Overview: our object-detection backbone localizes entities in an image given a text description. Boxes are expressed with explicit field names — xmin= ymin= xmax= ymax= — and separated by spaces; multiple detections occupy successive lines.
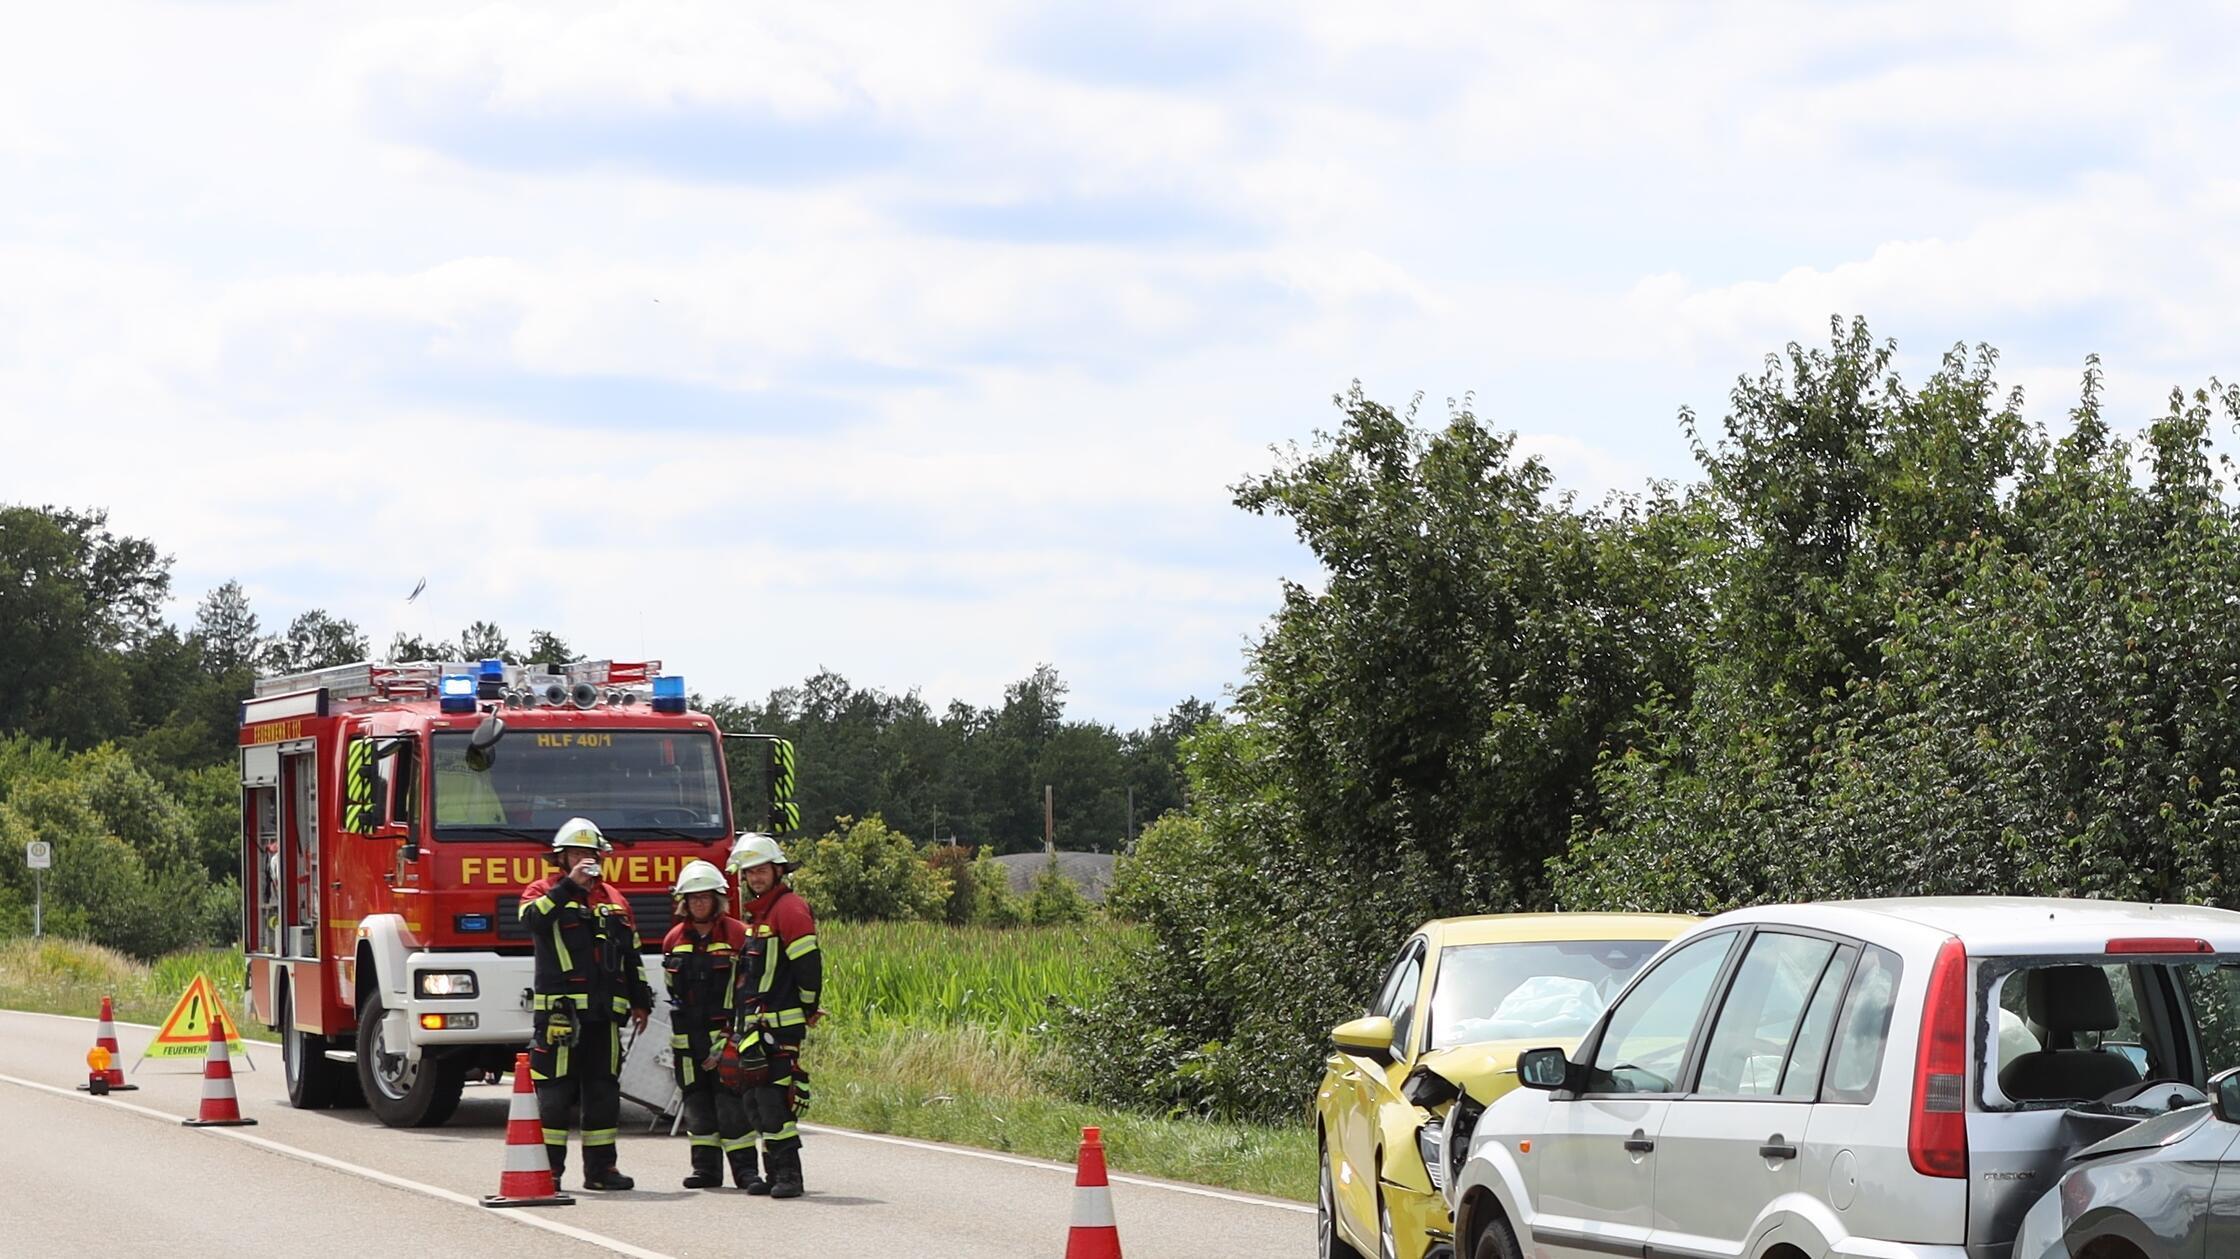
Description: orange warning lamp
xmin=85 ymin=1045 xmax=113 ymax=1096
xmin=87 ymin=1045 xmax=111 ymax=1072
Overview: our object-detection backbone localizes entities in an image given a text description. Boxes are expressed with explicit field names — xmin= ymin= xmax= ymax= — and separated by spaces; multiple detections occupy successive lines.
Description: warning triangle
xmin=145 ymin=973 xmax=248 ymax=1060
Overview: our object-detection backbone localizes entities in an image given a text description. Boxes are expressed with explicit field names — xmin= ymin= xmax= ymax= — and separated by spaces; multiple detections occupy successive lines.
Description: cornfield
xmin=820 ymin=920 xmax=1135 ymax=1037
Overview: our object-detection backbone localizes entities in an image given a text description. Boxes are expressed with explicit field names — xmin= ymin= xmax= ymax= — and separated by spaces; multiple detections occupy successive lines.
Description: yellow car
xmin=1314 ymin=912 xmax=1696 ymax=1259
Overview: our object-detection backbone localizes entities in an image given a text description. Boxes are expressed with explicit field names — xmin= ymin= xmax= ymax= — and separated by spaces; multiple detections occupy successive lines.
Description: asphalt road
xmin=0 ymin=1009 xmax=1312 ymax=1258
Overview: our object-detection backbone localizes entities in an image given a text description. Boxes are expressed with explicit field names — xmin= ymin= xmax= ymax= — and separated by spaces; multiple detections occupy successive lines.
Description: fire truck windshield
xmin=430 ymin=730 xmax=728 ymax=840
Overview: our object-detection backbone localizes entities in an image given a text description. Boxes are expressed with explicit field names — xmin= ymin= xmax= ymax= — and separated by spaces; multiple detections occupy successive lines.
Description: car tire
xmin=355 ymin=989 xmax=464 ymax=1127
xmin=1319 ymin=1138 xmax=1369 ymax=1259
xmin=1470 ymin=1214 xmax=1522 ymax=1259
xmin=279 ymin=983 xmax=362 ymax=1110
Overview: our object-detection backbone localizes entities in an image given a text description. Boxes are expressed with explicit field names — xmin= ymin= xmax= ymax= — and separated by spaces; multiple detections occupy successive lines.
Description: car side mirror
xmin=1517 ymin=1047 xmax=1575 ymax=1092
xmin=2214 ymin=1068 xmax=2240 ymax=1125
xmin=465 ymin=713 xmax=506 ymax=772
xmin=1332 ymin=1015 xmax=1398 ymax=1064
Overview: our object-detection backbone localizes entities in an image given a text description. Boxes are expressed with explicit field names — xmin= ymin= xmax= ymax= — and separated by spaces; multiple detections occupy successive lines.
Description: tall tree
xmin=190 ymin=580 xmax=261 ymax=675
xmin=0 ymin=505 xmax=171 ymax=746
xmin=457 ymin=621 xmax=511 ymax=662
xmin=262 ymin=610 xmax=369 ymax=675
xmin=524 ymin=629 xmax=579 ymax=665
xmin=385 ymin=631 xmax=447 ymax=662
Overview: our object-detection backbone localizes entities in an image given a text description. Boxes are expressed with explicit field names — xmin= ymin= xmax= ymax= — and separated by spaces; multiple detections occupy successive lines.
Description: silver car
xmin=1443 ymin=897 xmax=2240 ymax=1259
xmin=2013 ymin=1068 xmax=2240 ymax=1259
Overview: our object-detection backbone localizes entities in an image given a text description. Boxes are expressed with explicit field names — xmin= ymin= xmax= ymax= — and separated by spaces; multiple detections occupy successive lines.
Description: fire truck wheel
xmin=278 ymin=985 xmax=360 ymax=1110
xmin=355 ymin=990 xmax=465 ymax=1128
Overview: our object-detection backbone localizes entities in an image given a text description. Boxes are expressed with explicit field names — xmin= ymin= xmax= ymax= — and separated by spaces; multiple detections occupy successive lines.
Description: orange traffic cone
xmin=182 ymin=1017 xmax=254 ymax=1127
xmin=482 ymin=1053 xmax=575 ymax=1209
xmin=1064 ymin=1126 xmax=1123 ymax=1259
xmin=77 ymin=996 xmax=137 ymax=1092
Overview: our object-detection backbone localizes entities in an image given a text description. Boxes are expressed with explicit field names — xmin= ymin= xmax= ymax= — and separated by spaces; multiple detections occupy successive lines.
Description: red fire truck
xmin=238 ymin=657 xmax=794 ymax=1127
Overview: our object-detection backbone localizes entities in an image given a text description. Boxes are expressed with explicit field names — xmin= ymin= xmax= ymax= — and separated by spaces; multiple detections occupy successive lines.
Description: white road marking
xmin=0 ymin=1071 xmax=676 ymax=1259
xmin=801 ymin=1124 xmax=1316 ymax=1214
xmin=9 ymin=1008 xmax=1315 ymax=1216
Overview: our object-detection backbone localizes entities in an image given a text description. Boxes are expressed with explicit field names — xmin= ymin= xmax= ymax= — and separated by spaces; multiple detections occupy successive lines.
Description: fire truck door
xmin=243 ymin=745 xmax=279 ymax=956
xmin=281 ymin=745 xmax=319 ymax=959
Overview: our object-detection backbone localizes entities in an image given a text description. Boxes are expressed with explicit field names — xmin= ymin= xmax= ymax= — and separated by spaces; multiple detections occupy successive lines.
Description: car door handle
xmin=1624 ymin=1131 xmax=1655 ymax=1154
xmin=1758 ymin=1136 xmax=1798 ymax=1161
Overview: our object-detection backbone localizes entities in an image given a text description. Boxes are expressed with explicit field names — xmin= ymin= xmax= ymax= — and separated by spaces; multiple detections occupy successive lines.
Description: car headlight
xmin=414 ymin=971 xmax=479 ymax=998
xmin=1417 ymin=1123 xmax=1446 ymax=1193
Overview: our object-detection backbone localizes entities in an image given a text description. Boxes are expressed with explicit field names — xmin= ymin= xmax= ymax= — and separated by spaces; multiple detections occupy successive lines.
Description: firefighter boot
xmin=768 ymin=1146 xmax=804 ymax=1200
xmin=546 ymin=1143 xmax=568 ymax=1184
xmin=729 ymin=1147 xmax=768 ymax=1194
xmin=581 ymin=1145 xmax=636 ymax=1192
xmin=683 ymin=1142 xmax=724 ymax=1189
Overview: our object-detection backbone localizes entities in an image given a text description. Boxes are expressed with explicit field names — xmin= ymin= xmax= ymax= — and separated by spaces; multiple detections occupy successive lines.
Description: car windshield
xmin=431 ymin=730 xmax=728 ymax=839
xmin=1430 ymin=938 xmax=1667 ymax=1051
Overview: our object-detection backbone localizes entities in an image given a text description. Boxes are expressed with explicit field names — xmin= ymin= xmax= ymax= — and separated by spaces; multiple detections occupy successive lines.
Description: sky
xmin=5 ymin=1 xmax=2240 ymax=728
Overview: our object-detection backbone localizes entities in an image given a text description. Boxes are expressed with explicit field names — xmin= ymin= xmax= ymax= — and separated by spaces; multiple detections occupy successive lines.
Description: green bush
xmin=1024 ymin=857 xmax=1090 ymax=925
xmin=790 ymin=814 xmax=951 ymax=922
xmin=969 ymin=848 xmax=1024 ymax=927
xmin=0 ymin=746 xmax=238 ymax=959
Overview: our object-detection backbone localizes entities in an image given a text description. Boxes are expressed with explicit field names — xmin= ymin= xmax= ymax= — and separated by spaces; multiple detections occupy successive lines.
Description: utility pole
xmin=1126 ymin=786 xmax=1136 ymax=851
xmin=1044 ymin=784 xmax=1055 ymax=856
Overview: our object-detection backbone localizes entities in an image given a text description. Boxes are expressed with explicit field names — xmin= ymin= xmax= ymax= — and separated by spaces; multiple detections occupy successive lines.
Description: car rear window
xmin=1986 ymin=960 xmax=2157 ymax=1108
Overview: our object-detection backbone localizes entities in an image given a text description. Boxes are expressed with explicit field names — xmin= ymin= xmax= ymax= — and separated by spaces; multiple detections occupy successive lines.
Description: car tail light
xmin=2105 ymin=937 xmax=2213 ymax=954
xmin=1909 ymin=937 xmax=1968 ymax=1179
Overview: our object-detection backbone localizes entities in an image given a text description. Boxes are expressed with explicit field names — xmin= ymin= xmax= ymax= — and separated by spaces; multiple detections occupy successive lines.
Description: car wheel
xmin=355 ymin=989 xmax=464 ymax=1127
xmin=1318 ymin=1139 xmax=1368 ymax=1259
xmin=1470 ymin=1214 xmax=1522 ymax=1259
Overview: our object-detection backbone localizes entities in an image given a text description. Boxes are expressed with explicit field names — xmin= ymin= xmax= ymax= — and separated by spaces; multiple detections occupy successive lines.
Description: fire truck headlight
xmin=415 ymin=971 xmax=479 ymax=999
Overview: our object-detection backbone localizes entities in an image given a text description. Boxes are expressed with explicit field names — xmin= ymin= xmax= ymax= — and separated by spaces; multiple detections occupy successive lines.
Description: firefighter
xmin=729 ymin=832 xmax=821 ymax=1199
xmin=660 ymin=858 xmax=765 ymax=1191
xmin=518 ymin=817 xmax=654 ymax=1191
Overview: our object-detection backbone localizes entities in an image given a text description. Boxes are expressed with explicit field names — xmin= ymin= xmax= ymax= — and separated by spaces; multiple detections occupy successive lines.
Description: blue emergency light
xmin=652 ymin=675 xmax=687 ymax=714
xmin=438 ymin=674 xmax=477 ymax=713
xmin=476 ymin=657 xmax=506 ymax=700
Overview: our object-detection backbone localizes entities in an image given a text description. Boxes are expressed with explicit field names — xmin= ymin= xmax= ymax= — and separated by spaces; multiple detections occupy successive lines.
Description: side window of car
xmin=1388 ymin=949 xmax=1427 ymax=1056
xmin=2176 ymin=963 xmax=2240 ymax=1078
xmin=1369 ymin=941 xmax=1421 ymax=1018
xmin=1822 ymin=945 xmax=1903 ymax=1104
xmin=1778 ymin=944 xmax=1856 ymax=1099
xmin=1695 ymin=931 xmax=1842 ymax=1097
xmin=1587 ymin=931 xmax=1740 ymax=1095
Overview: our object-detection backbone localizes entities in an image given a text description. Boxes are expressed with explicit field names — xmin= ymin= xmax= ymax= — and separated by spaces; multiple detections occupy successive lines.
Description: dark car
xmin=2013 ymin=1068 xmax=2240 ymax=1259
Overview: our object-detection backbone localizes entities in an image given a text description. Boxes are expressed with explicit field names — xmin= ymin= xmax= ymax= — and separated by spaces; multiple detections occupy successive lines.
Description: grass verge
xmin=804 ymin=1020 xmax=1313 ymax=1200
xmin=0 ymin=937 xmax=275 ymax=1041
xmin=0 ymin=928 xmax=1313 ymax=1200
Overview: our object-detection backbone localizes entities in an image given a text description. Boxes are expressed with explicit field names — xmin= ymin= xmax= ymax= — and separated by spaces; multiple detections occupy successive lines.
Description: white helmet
xmin=726 ymin=832 xmax=790 ymax=872
xmin=673 ymin=859 xmax=728 ymax=898
xmin=552 ymin=817 xmax=612 ymax=854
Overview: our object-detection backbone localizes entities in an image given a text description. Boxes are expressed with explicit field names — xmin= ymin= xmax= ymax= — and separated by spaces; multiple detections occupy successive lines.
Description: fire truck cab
xmin=238 ymin=657 xmax=791 ymax=1128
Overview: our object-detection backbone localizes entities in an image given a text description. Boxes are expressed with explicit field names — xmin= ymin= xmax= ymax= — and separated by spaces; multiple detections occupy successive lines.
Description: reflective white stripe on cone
xmin=505 ymin=1141 xmax=551 ymax=1173
xmin=1072 ymin=1183 xmax=1118 ymax=1228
